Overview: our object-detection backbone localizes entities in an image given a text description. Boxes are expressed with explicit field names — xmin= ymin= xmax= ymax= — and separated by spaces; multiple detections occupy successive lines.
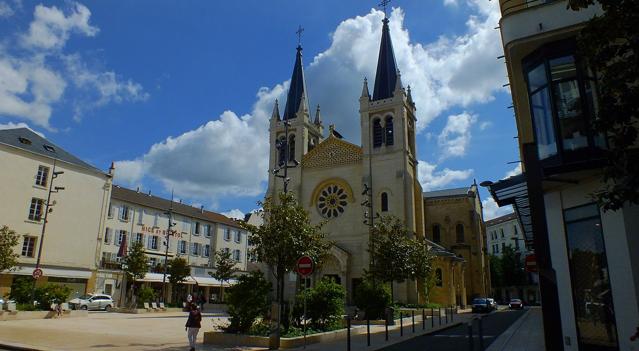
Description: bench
xmin=151 ymin=302 xmax=158 ymax=311
xmin=143 ymin=302 xmax=151 ymax=311
xmin=159 ymin=302 xmax=166 ymax=311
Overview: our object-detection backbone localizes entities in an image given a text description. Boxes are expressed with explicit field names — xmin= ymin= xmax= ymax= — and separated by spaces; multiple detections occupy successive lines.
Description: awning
xmin=12 ymin=266 xmax=92 ymax=279
xmin=190 ymin=276 xmax=238 ymax=287
xmin=485 ymin=173 xmax=534 ymax=246
xmin=136 ymin=273 xmax=237 ymax=287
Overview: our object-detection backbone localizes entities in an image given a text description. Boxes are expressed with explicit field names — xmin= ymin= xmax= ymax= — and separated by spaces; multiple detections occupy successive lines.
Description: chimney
xmin=136 ymin=187 xmax=140 ymax=193
xmin=148 ymin=190 xmax=151 ymax=196
xmin=179 ymin=199 xmax=182 ymax=204
xmin=200 ymin=205 xmax=204 ymax=213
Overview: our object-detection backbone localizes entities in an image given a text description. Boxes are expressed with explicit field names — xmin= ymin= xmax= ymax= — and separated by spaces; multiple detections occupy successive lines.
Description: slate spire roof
xmin=372 ymin=17 xmax=399 ymax=101
xmin=282 ymin=45 xmax=309 ymax=120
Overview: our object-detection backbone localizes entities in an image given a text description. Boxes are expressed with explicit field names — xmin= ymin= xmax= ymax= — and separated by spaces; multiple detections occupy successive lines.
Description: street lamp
xmin=31 ymin=162 xmax=64 ymax=304
xmin=161 ymin=191 xmax=176 ymax=303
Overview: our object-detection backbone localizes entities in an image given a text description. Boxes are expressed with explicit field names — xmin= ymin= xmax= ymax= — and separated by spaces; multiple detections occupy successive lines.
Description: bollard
xmin=412 ymin=310 xmax=415 ymax=333
xmin=367 ymin=318 xmax=370 ymax=346
xmin=451 ymin=306 xmax=454 ymax=322
xmin=478 ymin=317 xmax=484 ymax=351
xmin=422 ymin=309 xmax=426 ymax=330
xmin=347 ymin=315 xmax=351 ymax=351
xmin=385 ymin=315 xmax=389 ymax=341
xmin=446 ymin=307 xmax=449 ymax=324
xmin=431 ymin=308 xmax=435 ymax=328
xmin=439 ymin=307 xmax=442 ymax=326
xmin=400 ymin=312 xmax=404 ymax=336
xmin=468 ymin=321 xmax=474 ymax=351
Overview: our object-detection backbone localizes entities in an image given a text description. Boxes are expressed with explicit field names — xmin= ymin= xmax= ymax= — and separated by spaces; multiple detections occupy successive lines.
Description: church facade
xmin=265 ymin=14 xmax=488 ymax=306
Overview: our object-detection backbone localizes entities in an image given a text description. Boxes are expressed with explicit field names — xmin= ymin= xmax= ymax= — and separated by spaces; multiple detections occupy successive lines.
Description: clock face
xmin=317 ymin=184 xmax=348 ymax=218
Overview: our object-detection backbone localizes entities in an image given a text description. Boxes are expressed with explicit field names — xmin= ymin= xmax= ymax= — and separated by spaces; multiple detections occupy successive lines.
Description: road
xmin=380 ymin=308 xmax=526 ymax=351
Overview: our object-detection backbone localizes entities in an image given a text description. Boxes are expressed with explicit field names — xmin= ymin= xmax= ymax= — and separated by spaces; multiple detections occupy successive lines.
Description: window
xmin=194 ymin=222 xmax=201 ymax=235
xmin=224 ymin=228 xmax=231 ymax=241
xmin=43 ymin=144 xmax=55 ymax=152
xmin=224 ymin=247 xmax=230 ymax=255
xmin=135 ymin=233 xmax=144 ymax=245
xmin=153 ymin=213 xmax=159 ymax=227
xmin=500 ymin=228 xmax=504 ymax=238
xmin=35 ymin=165 xmax=49 ymax=187
xmin=204 ymin=224 xmax=211 ymax=237
xmin=116 ymin=231 xmax=127 ymax=246
xmin=233 ymin=249 xmax=241 ymax=262
xmin=564 ymin=204 xmax=617 ymax=349
xmin=456 ymin=223 xmax=464 ymax=243
xmin=108 ymin=202 xmax=113 ymax=218
xmin=28 ymin=198 xmax=44 ymax=221
xmin=277 ymin=136 xmax=286 ymax=166
xmin=149 ymin=257 xmax=157 ymax=268
xmin=495 ymin=244 xmax=500 ymax=254
xmin=384 ymin=116 xmax=394 ymax=146
xmin=18 ymin=137 xmax=31 ymax=145
xmin=22 ymin=237 xmax=36 ymax=257
xmin=178 ymin=240 xmax=187 ymax=255
xmin=372 ymin=118 xmax=383 ymax=147
xmin=234 ymin=230 xmax=241 ymax=243
xmin=491 ymin=245 xmax=496 ymax=254
xmin=381 ymin=192 xmax=389 ymax=212
xmin=435 ymin=268 xmax=443 ymax=287
xmin=148 ymin=235 xmax=159 ymax=250
xmin=137 ymin=209 xmax=144 ymax=225
xmin=204 ymin=244 xmax=210 ymax=257
xmin=502 ymin=242 xmax=506 ymax=252
xmin=118 ymin=205 xmax=130 ymax=221
xmin=513 ymin=225 xmax=518 ymax=235
xmin=288 ymin=134 xmax=296 ymax=162
xmin=514 ymin=238 xmax=520 ymax=250
xmin=432 ymin=224 xmax=441 ymax=243
xmin=182 ymin=219 xmax=191 ymax=233
xmin=104 ymin=228 xmax=112 ymax=245
xmin=191 ymin=242 xmax=201 ymax=256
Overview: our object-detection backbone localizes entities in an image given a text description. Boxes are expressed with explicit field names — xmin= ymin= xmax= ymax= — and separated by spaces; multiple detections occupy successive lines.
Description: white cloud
xmin=0 ymin=122 xmax=44 ymax=137
xmin=418 ymin=160 xmax=473 ymax=191
xmin=221 ymin=209 xmax=244 ymax=220
xmin=437 ymin=112 xmax=477 ymax=160
xmin=113 ymin=159 xmax=145 ymax=185
xmin=505 ymin=163 xmax=522 ymax=178
xmin=482 ymin=197 xmax=513 ymax=220
xmin=443 ymin=0 xmax=459 ymax=6
xmin=479 ymin=121 xmax=492 ymax=130
xmin=21 ymin=2 xmax=98 ymax=50
xmin=0 ymin=1 xmax=14 ymax=17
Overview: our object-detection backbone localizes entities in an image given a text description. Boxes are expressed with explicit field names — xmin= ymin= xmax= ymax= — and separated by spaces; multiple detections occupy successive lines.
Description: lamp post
xmin=31 ymin=160 xmax=65 ymax=304
xmin=161 ymin=191 xmax=176 ymax=303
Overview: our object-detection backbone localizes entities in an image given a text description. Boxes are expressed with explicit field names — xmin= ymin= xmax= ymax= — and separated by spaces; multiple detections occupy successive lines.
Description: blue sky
xmin=0 ymin=0 xmax=519 ymax=219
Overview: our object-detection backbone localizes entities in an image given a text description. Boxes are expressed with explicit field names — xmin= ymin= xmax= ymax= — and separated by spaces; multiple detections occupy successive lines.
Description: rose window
xmin=317 ymin=185 xmax=348 ymax=218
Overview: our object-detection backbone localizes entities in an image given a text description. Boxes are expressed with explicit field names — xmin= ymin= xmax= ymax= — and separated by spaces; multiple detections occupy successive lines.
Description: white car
xmin=69 ymin=294 xmax=114 ymax=311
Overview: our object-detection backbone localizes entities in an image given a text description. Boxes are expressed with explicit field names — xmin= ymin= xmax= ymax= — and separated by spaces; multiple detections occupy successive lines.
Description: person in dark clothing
xmin=185 ymin=303 xmax=202 ymax=351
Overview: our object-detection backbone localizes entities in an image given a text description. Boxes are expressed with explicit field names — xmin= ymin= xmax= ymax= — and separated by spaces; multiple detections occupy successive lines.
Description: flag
xmin=117 ymin=233 xmax=128 ymax=258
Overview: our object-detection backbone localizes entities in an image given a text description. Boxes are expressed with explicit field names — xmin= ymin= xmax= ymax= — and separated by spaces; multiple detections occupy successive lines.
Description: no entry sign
xmin=32 ymin=268 xmax=43 ymax=279
xmin=525 ymin=254 xmax=537 ymax=273
xmin=296 ymin=256 xmax=314 ymax=277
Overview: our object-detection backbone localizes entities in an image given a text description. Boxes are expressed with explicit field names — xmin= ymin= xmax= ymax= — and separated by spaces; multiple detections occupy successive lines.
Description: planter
xmin=351 ymin=319 xmax=386 ymax=326
xmin=204 ymin=326 xmax=366 ymax=349
xmin=0 ymin=310 xmax=87 ymax=321
xmin=113 ymin=307 xmax=184 ymax=314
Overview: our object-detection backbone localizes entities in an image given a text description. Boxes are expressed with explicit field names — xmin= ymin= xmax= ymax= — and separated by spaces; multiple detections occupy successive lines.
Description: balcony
xmin=499 ymin=0 xmax=559 ymax=17
xmin=100 ymin=259 xmax=122 ymax=270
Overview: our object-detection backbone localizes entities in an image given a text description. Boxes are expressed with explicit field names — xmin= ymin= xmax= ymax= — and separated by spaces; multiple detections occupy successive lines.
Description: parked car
xmin=69 ymin=294 xmax=114 ymax=311
xmin=472 ymin=298 xmax=495 ymax=313
xmin=509 ymin=298 xmax=524 ymax=310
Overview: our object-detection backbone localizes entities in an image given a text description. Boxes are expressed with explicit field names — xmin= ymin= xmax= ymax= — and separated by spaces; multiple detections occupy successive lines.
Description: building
xmin=0 ymin=128 xmax=112 ymax=299
xmin=423 ymin=185 xmax=491 ymax=305
xmin=484 ymin=1 xmax=639 ymax=350
xmin=485 ymin=212 xmax=539 ymax=304
xmin=98 ymin=185 xmax=247 ymax=304
xmin=265 ymin=10 xmax=488 ymax=305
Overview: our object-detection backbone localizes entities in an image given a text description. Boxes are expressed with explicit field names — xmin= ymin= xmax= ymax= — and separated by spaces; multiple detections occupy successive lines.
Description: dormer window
xmin=43 ymin=145 xmax=55 ymax=153
xmin=18 ymin=137 xmax=32 ymax=145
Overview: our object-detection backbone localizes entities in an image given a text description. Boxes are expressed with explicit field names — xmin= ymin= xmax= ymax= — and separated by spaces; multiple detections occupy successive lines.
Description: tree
xmin=0 ymin=225 xmax=19 ymax=273
xmin=168 ymin=257 xmax=190 ymax=303
xmin=209 ymin=249 xmax=237 ymax=302
xmin=122 ymin=241 xmax=148 ymax=306
xmin=239 ymin=192 xmax=331 ymax=343
xmin=568 ymin=0 xmax=639 ymax=211
xmin=489 ymin=255 xmax=504 ymax=289
xmin=292 ymin=277 xmax=345 ymax=331
xmin=500 ymin=246 xmax=526 ymax=287
xmin=353 ymin=276 xmax=391 ymax=320
xmin=224 ymin=271 xmax=272 ymax=333
xmin=406 ymin=237 xmax=435 ymax=302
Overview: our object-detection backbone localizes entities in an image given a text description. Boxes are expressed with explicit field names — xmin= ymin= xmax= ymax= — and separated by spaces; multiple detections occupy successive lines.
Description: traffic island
xmin=0 ymin=309 xmax=88 ymax=321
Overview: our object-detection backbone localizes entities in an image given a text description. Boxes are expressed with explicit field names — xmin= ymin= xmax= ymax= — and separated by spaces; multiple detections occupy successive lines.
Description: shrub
xmin=353 ymin=279 xmax=391 ymax=320
xmin=9 ymin=276 xmax=34 ymax=304
xmin=35 ymin=284 xmax=72 ymax=310
xmin=137 ymin=286 xmax=156 ymax=305
xmin=225 ymin=271 xmax=272 ymax=333
xmin=293 ymin=278 xmax=345 ymax=331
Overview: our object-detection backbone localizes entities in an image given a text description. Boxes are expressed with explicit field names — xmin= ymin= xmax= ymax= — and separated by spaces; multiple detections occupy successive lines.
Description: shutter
xmin=118 ymin=206 xmax=123 ymax=220
xmin=147 ymin=236 xmax=152 ymax=249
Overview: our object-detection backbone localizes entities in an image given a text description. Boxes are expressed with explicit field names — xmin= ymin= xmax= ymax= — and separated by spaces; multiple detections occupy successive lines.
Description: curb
xmin=485 ymin=308 xmax=531 ymax=351
xmin=0 ymin=341 xmax=55 ymax=351
xmin=368 ymin=321 xmax=464 ymax=351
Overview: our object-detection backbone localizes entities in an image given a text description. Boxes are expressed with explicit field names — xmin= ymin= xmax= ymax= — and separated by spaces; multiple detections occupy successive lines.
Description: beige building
xmin=97 ymin=185 xmax=247 ymax=304
xmin=484 ymin=1 xmax=639 ymax=349
xmin=0 ymin=128 xmax=112 ymax=299
xmin=423 ymin=185 xmax=491 ymax=305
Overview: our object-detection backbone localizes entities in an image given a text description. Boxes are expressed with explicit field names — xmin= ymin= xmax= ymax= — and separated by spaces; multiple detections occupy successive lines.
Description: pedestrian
xmin=185 ymin=303 xmax=202 ymax=351
xmin=55 ymin=301 xmax=62 ymax=318
xmin=198 ymin=294 xmax=206 ymax=311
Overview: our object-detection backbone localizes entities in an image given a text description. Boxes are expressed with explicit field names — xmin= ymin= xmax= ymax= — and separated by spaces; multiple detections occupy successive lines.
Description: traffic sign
xmin=296 ymin=256 xmax=314 ymax=277
xmin=525 ymin=254 xmax=537 ymax=273
xmin=32 ymin=268 xmax=43 ymax=279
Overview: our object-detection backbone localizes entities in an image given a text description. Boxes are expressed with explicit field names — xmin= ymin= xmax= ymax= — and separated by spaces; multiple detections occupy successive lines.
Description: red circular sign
xmin=296 ymin=256 xmax=314 ymax=277
xmin=525 ymin=254 xmax=537 ymax=273
xmin=32 ymin=268 xmax=43 ymax=279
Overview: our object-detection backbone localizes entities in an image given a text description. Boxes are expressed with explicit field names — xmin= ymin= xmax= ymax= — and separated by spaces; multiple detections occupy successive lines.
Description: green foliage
xmin=569 ymin=0 xmax=639 ymax=211
xmin=225 ymin=271 xmax=272 ymax=333
xmin=490 ymin=247 xmax=526 ymax=288
xmin=167 ymin=257 xmax=190 ymax=303
xmin=123 ymin=241 xmax=148 ymax=281
xmin=137 ymin=286 xmax=156 ymax=304
xmin=9 ymin=277 xmax=72 ymax=310
xmin=10 ymin=276 xmax=35 ymax=304
xmin=353 ymin=278 xmax=391 ymax=320
xmin=210 ymin=249 xmax=237 ymax=284
xmin=35 ymin=284 xmax=72 ymax=309
xmin=292 ymin=278 xmax=346 ymax=331
xmin=239 ymin=192 xmax=331 ymax=305
xmin=489 ymin=255 xmax=503 ymax=288
xmin=0 ymin=225 xmax=20 ymax=272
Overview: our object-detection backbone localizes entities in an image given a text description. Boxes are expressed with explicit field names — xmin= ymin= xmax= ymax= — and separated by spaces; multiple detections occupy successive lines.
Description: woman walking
xmin=185 ymin=303 xmax=202 ymax=351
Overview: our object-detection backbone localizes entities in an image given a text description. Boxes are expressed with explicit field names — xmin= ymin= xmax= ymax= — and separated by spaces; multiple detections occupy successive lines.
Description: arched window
xmin=373 ymin=118 xmax=383 ymax=148
xmin=385 ymin=116 xmax=394 ymax=146
xmin=435 ymin=268 xmax=443 ymax=287
xmin=456 ymin=223 xmax=464 ymax=243
xmin=381 ymin=192 xmax=388 ymax=212
xmin=288 ymin=134 xmax=296 ymax=162
xmin=277 ymin=136 xmax=286 ymax=166
xmin=432 ymin=224 xmax=441 ymax=243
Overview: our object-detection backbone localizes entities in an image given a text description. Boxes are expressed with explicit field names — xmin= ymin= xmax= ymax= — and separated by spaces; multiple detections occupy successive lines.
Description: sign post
xmin=296 ymin=256 xmax=314 ymax=349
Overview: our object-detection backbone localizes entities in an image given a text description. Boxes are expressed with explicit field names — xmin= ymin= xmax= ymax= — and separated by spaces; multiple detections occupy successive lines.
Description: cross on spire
xmin=296 ymin=25 xmax=304 ymax=46
xmin=379 ymin=0 xmax=391 ymax=18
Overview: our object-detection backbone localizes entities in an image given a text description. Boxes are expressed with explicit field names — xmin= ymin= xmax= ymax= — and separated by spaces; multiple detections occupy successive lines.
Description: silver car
xmin=69 ymin=294 xmax=114 ymax=311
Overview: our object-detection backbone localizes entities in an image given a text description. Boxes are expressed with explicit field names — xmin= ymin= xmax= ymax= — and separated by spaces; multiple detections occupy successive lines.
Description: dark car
xmin=509 ymin=298 xmax=524 ymax=310
xmin=472 ymin=298 xmax=494 ymax=313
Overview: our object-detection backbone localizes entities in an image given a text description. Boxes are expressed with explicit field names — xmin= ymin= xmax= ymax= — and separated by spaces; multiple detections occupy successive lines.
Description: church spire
xmin=372 ymin=13 xmax=398 ymax=101
xmin=271 ymin=99 xmax=281 ymax=121
xmin=283 ymin=28 xmax=309 ymax=120
xmin=314 ymin=104 xmax=322 ymax=125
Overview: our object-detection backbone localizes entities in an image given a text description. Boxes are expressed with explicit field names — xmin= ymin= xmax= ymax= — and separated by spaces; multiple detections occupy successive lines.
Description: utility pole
xmin=161 ymin=190 xmax=175 ymax=303
xmin=31 ymin=160 xmax=65 ymax=303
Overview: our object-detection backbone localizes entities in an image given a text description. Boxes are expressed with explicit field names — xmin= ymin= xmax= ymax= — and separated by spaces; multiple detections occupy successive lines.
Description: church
xmin=265 ymin=12 xmax=490 ymax=307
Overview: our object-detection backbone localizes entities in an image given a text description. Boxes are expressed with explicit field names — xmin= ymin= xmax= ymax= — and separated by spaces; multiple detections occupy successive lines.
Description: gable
xmin=301 ymin=135 xmax=362 ymax=169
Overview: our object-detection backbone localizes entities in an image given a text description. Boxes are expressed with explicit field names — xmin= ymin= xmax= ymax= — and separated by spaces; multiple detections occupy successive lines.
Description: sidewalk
xmin=486 ymin=307 xmax=545 ymax=351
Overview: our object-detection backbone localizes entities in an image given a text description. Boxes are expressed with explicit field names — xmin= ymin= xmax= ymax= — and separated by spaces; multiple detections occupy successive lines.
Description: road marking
xmin=432 ymin=335 xmax=495 ymax=338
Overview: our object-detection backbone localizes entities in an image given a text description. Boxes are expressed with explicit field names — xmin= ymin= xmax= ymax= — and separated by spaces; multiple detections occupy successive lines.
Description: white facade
xmin=485 ymin=213 xmax=526 ymax=257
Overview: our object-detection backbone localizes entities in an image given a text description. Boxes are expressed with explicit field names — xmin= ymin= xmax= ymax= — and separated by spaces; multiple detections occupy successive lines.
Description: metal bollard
xmin=422 ymin=309 xmax=426 ymax=330
xmin=412 ymin=310 xmax=415 ymax=333
xmin=347 ymin=315 xmax=351 ymax=351
xmin=400 ymin=312 xmax=404 ymax=336
xmin=446 ymin=307 xmax=449 ymax=324
xmin=367 ymin=318 xmax=370 ymax=346
xmin=478 ymin=317 xmax=484 ymax=351
xmin=451 ymin=306 xmax=454 ymax=322
xmin=431 ymin=307 xmax=435 ymax=328
xmin=439 ymin=307 xmax=442 ymax=326
xmin=468 ymin=321 xmax=474 ymax=351
xmin=385 ymin=315 xmax=389 ymax=341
